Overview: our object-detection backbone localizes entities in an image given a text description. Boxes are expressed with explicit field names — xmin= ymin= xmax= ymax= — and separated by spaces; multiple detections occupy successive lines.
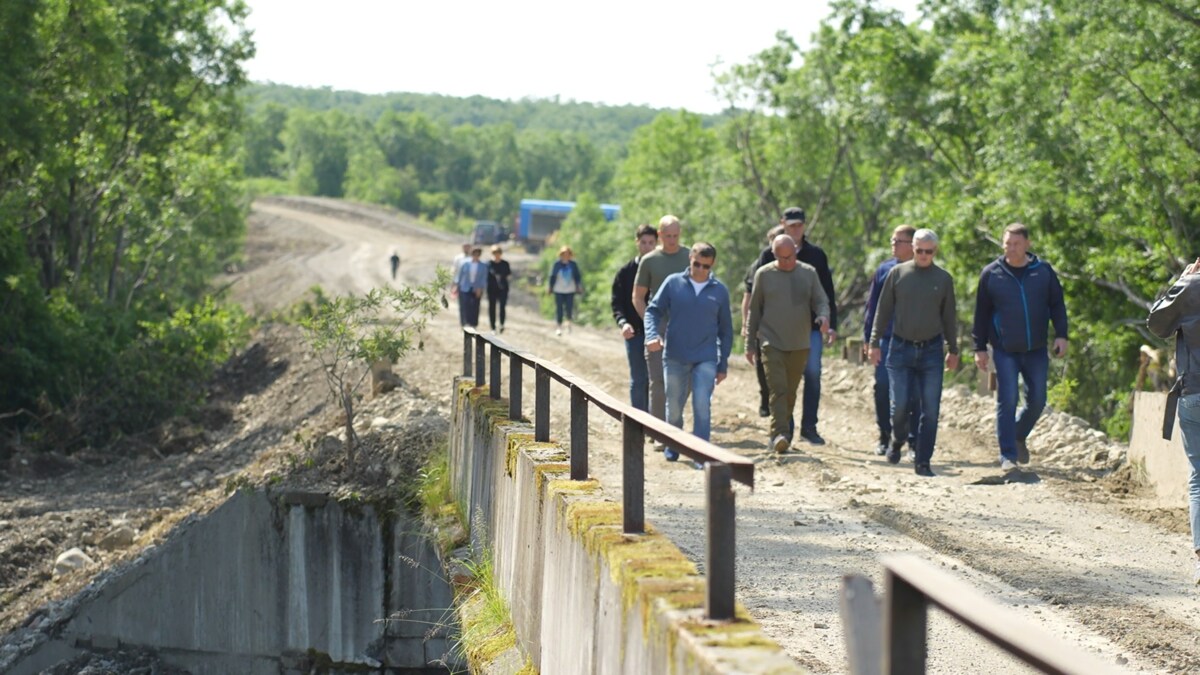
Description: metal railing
xmin=840 ymin=555 xmax=1124 ymax=675
xmin=461 ymin=327 xmax=755 ymax=620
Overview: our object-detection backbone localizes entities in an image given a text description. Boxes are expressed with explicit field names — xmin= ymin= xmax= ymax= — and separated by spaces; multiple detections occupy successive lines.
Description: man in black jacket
xmin=612 ymin=223 xmax=658 ymax=411
xmin=741 ymin=207 xmax=838 ymax=445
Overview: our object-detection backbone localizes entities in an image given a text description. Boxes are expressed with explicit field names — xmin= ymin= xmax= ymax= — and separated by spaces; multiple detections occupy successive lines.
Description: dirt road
xmin=5 ymin=196 xmax=1199 ymax=673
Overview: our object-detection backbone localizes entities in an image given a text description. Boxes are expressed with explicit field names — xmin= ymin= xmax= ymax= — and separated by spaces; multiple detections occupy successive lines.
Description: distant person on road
xmin=869 ymin=228 xmax=959 ymax=478
xmin=389 ymin=250 xmax=400 ymax=280
xmin=864 ymin=225 xmax=921 ymax=459
xmin=972 ymin=223 xmax=1069 ymax=472
xmin=611 ymin=223 xmax=658 ymax=411
xmin=1147 ymin=256 xmax=1200 ymax=585
xmin=634 ymin=215 xmax=690 ymax=423
xmin=486 ymin=245 xmax=511 ymax=334
xmin=645 ymin=242 xmax=733 ymax=464
xmin=454 ymin=247 xmax=487 ymax=327
xmin=741 ymin=206 xmax=838 ymax=446
xmin=547 ymin=245 xmax=583 ymax=336
xmin=745 ymin=234 xmax=830 ymax=454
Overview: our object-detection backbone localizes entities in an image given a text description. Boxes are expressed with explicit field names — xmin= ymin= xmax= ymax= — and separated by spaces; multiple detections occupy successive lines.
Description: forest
xmin=2 ymin=0 xmax=1197 ymax=452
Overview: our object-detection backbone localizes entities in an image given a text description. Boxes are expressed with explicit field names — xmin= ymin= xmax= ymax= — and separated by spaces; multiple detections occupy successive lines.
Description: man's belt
xmin=893 ymin=334 xmax=943 ymax=348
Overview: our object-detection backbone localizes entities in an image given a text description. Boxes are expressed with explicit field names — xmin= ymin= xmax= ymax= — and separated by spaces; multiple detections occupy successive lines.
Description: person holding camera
xmin=972 ymin=223 xmax=1069 ymax=472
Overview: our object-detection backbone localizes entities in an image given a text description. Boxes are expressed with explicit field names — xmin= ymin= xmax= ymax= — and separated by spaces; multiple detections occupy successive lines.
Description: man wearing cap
xmin=741 ymin=206 xmax=838 ymax=445
xmin=869 ymin=229 xmax=959 ymax=477
xmin=634 ymin=215 xmax=690 ymax=423
xmin=612 ymin=223 xmax=658 ymax=411
xmin=745 ymin=234 xmax=830 ymax=454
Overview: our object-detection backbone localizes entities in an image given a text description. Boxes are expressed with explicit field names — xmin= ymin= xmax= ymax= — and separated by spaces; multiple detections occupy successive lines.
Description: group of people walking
xmin=607 ymin=209 xmax=1077 ymax=481
xmin=451 ymin=242 xmax=511 ymax=333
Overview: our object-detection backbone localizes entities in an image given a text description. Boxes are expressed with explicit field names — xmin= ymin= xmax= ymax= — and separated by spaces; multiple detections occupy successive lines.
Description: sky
xmin=241 ymin=0 xmax=919 ymax=114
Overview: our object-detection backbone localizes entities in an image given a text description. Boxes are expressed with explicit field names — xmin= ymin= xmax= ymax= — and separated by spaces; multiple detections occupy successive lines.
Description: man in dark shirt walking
xmin=972 ymin=223 xmax=1069 ymax=471
xmin=869 ymin=228 xmax=959 ymax=477
xmin=611 ymin=223 xmax=658 ymax=411
xmin=741 ymin=206 xmax=837 ymax=445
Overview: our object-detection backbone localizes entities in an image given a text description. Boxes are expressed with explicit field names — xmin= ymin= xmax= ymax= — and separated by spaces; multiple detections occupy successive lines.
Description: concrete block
xmin=1130 ymin=391 xmax=1188 ymax=503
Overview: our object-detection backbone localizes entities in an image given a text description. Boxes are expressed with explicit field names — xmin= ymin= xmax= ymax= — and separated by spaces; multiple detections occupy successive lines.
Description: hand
xmin=745 ymin=349 xmax=756 ymax=366
xmin=1052 ymin=338 xmax=1069 ymax=358
xmin=646 ymin=337 xmax=663 ymax=353
xmin=946 ymin=352 xmax=960 ymax=370
xmin=869 ymin=346 xmax=882 ymax=366
xmin=824 ymin=328 xmax=837 ymax=346
xmin=716 ymin=371 xmax=727 ymax=385
xmin=975 ymin=350 xmax=989 ymax=371
xmin=621 ymin=324 xmax=636 ymax=340
xmin=1187 ymin=257 xmax=1200 ymax=276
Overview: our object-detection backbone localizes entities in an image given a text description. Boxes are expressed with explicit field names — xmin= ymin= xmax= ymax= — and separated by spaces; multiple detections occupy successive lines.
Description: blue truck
xmin=517 ymin=199 xmax=620 ymax=252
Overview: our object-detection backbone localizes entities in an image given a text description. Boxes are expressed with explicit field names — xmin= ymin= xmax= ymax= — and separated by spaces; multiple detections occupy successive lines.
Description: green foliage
xmin=298 ymin=273 xmax=449 ymax=465
xmin=453 ymin=546 xmax=518 ymax=671
xmin=0 ymin=0 xmax=253 ymax=452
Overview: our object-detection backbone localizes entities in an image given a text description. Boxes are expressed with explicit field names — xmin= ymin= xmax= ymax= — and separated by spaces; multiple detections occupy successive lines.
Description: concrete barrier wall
xmin=1130 ymin=391 xmax=1189 ymax=503
xmin=6 ymin=490 xmax=458 ymax=675
xmin=450 ymin=377 xmax=802 ymax=674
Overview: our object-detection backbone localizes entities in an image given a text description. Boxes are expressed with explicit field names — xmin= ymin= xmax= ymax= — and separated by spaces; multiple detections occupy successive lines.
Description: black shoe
xmin=800 ymin=429 xmax=825 ymax=445
xmin=886 ymin=440 xmax=902 ymax=465
xmin=1016 ymin=439 xmax=1030 ymax=464
xmin=758 ymin=405 xmax=770 ymax=418
xmin=915 ymin=463 xmax=935 ymax=477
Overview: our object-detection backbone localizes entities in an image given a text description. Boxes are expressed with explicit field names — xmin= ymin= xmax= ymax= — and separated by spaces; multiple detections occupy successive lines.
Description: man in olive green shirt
xmin=745 ymin=235 xmax=830 ymax=453
xmin=868 ymin=228 xmax=959 ymax=477
xmin=633 ymin=214 xmax=690 ymax=422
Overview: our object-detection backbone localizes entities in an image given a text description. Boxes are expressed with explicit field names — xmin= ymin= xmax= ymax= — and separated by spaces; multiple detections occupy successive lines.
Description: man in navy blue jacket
xmin=645 ymin=242 xmax=733 ymax=463
xmin=972 ymin=223 xmax=1069 ymax=471
xmin=611 ymin=223 xmax=658 ymax=411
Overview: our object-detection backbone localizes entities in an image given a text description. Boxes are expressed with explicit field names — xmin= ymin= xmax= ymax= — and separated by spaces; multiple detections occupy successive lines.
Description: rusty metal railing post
xmin=509 ymin=353 xmax=522 ymax=420
xmin=535 ymin=364 xmax=550 ymax=442
xmin=705 ymin=462 xmax=735 ymax=620
xmin=570 ymin=385 xmax=588 ymax=480
xmin=474 ymin=334 xmax=486 ymax=387
xmin=622 ymin=416 xmax=644 ymax=534
xmin=884 ymin=570 xmax=927 ymax=675
xmin=462 ymin=330 xmax=471 ymax=377
xmin=489 ymin=341 xmax=502 ymax=400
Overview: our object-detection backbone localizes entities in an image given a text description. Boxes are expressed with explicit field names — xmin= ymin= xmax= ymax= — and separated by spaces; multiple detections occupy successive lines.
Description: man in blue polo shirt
xmin=645 ymin=242 xmax=733 ymax=464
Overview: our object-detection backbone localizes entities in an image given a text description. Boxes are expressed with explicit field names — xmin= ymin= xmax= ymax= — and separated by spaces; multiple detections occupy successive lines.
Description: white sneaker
xmin=1000 ymin=458 xmax=1017 ymax=472
xmin=1193 ymin=559 xmax=1200 ymax=585
xmin=555 ymin=327 xmax=562 ymax=336
xmin=772 ymin=435 xmax=789 ymax=454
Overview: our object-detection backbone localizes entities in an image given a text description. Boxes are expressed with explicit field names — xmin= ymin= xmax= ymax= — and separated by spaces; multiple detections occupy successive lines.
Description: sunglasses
xmin=915 ymin=248 xmax=936 ymax=255
xmin=691 ymin=261 xmax=712 ymax=270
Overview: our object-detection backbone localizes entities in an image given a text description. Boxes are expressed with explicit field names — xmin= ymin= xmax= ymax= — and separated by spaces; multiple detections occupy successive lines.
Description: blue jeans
xmin=457 ymin=291 xmax=480 ymax=327
xmin=800 ymin=330 xmax=822 ymax=433
xmin=624 ymin=334 xmax=649 ymax=412
xmin=993 ymin=346 xmax=1049 ymax=461
xmin=874 ymin=337 xmax=919 ymax=445
xmin=1179 ymin=393 xmax=1200 ymax=552
xmin=554 ymin=293 xmax=575 ymax=325
xmin=887 ymin=338 xmax=945 ymax=465
xmin=665 ymin=359 xmax=718 ymax=449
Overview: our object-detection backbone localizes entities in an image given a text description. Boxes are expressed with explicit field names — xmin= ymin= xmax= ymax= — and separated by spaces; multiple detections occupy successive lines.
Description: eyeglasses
xmin=775 ymin=254 xmax=795 ymax=262
xmin=891 ymin=239 xmax=912 ymax=245
xmin=691 ymin=261 xmax=712 ymax=270
xmin=915 ymin=248 xmax=936 ymax=255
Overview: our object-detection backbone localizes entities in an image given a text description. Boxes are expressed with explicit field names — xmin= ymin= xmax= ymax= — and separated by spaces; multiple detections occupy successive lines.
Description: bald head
xmin=772 ymin=234 xmax=799 ymax=271
xmin=658 ymin=214 xmax=682 ymax=253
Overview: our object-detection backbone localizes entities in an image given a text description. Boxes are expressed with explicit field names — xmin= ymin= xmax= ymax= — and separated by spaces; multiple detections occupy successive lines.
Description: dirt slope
xmin=3 ymin=196 xmax=1197 ymax=674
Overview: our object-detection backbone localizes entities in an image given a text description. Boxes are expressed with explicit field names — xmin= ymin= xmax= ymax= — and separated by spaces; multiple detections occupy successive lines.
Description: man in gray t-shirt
xmin=868 ymin=228 xmax=959 ymax=477
xmin=633 ymin=215 xmax=689 ymax=422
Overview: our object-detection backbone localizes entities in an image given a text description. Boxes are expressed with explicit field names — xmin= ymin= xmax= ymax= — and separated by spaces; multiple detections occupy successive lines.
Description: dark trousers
xmin=458 ymin=291 xmax=481 ymax=327
xmin=487 ymin=289 xmax=508 ymax=330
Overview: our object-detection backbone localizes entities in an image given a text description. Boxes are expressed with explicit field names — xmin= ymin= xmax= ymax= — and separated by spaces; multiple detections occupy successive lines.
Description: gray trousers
xmin=645 ymin=346 xmax=666 ymax=420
